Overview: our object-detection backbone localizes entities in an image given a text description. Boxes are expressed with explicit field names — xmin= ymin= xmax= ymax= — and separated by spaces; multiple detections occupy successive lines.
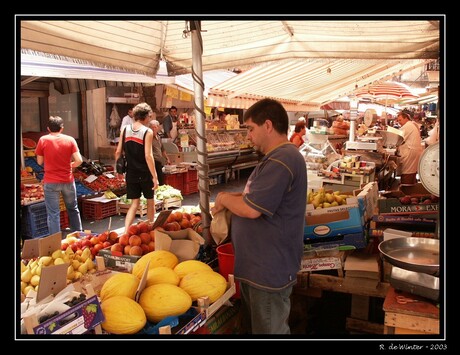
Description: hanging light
xmin=326 ymin=67 xmax=332 ymax=75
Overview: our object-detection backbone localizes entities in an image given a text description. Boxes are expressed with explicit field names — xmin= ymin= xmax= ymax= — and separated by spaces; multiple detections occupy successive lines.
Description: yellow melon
xmin=179 ymin=270 xmax=227 ymax=303
xmin=100 ymin=272 xmax=140 ymax=302
xmin=146 ymin=266 xmax=180 ymax=287
xmin=132 ymin=250 xmax=179 ymax=279
xmin=173 ymin=259 xmax=213 ymax=279
xmin=139 ymin=284 xmax=192 ymax=323
xmin=101 ymin=296 xmax=146 ymax=334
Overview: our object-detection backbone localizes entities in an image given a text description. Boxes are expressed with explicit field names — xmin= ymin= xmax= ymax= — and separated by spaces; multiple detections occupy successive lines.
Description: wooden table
xmin=383 ymin=286 xmax=440 ymax=334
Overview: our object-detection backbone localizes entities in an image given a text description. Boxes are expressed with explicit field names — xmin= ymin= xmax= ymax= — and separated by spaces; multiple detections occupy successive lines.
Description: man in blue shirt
xmin=212 ymin=98 xmax=307 ymax=334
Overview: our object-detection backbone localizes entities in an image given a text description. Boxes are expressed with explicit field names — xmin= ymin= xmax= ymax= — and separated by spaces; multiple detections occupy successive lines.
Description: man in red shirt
xmin=35 ymin=116 xmax=83 ymax=235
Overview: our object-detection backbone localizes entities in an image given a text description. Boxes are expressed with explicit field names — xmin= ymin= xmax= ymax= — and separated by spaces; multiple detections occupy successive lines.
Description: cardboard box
xmin=305 ymin=207 xmax=364 ymax=239
xmin=155 ymin=228 xmax=205 ymax=262
xmin=378 ymin=183 xmax=439 ymax=215
xmin=399 ymin=182 xmax=431 ymax=196
xmin=377 ymin=198 xmax=439 ymax=215
xmin=21 ymin=233 xmax=71 ymax=302
xmin=30 ymin=295 xmax=104 ymax=334
xmin=300 ymin=252 xmax=345 ymax=273
xmin=167 ymin=152 xmax=184 ymax=164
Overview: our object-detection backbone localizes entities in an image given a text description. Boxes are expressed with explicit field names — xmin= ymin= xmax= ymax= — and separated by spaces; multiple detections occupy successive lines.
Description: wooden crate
xmin=117 ymin=202 xmax=147 ymax=217
xmin=162 ymin=197 xmax=182 ymax=210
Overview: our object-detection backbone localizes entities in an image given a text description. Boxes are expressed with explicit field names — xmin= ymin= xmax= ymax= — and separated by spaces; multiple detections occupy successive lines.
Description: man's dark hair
xmin=243 ymin=98 xmax=289 ymax=135
xmin=294 ymin=121 xmax=306 ymax=133
xmin=48 ymin=116 xmax=64 ymax=132
xmin=169 ymin=106 xmax=177 ymax=112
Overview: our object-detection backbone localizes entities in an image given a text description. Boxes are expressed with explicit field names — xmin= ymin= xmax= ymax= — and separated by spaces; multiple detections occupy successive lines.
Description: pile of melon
xmin=99 ymin=250 xmax=228 ymax=334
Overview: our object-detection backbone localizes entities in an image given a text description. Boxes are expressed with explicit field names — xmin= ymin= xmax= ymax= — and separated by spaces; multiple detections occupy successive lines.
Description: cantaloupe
xmin=100 ymin=272 xmax=140 ymax=301
xmin=173 ymin=259 xmax=213 ymax=279
xmin=139 ymin=284 xmax=192 ymax=323
xmin=131 ymin=250 xmax=179 ymax=279
xmin=179 ymin=270 xmax=227 ymax=303
xmin=101 ymin=296 xmax=146 ymax=334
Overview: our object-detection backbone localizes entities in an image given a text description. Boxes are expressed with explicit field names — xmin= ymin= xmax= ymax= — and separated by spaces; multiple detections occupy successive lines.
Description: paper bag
xmin=210 ymin=208 xmax=232 ymax=245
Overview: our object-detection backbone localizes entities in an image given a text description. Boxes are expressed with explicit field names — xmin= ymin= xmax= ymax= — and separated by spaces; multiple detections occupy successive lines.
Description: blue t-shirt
xmin=231 ymin=142 xmax=307 ymax=291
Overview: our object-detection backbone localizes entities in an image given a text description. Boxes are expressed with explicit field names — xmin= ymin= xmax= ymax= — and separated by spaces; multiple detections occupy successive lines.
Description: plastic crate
xmin=22 ymin=201 xmax=49 ymax=239
xmin=183 ymin=180 xmax=198 ymax=195
xmin=164 ymin=173 xmax=184 ymax=192
xmin=82 ymin=197 xmax=118 ymax=220
xmin=75 ymin=180 xmax=96 ymax=197
xmin=60 ymin=210 xmax=69 ymax=229
xmin=184 ymin=169 xmax=198 ymax=182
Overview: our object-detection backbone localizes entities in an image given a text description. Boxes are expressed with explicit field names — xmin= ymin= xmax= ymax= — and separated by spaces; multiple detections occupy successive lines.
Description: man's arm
xmin=71 ymin=151 xmax=83 ymax=169
xmin=212 ymin=192 xmax=261 ymax=219
xmin=144 ymin=130 xmax=159 ymax=189
xmin=115 ymin=127 xmax=125 ymax=161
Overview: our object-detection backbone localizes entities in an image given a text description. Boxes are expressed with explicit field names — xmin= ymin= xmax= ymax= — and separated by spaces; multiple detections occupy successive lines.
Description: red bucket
xmin=216 ymin=243 xmax=240 ymax=298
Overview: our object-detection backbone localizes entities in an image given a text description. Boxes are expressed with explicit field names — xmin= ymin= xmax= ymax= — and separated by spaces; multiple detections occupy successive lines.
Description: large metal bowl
xmin=378 ymin=237 xmax=439 ymax=276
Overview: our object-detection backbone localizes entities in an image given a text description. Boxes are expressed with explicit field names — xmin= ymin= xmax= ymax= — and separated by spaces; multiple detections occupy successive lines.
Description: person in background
xmin=120 ymin=107 xmax=134 ymax=131
xmin=289 ymin=121 xmax=306 ymax=148
xmin=35 ymin=116 xmax=83 ymax=235
xmin=424 ymin=118 xmax=440 ymax=146
xmin=211 ymin=98 xmax=307 ymax=334
xmin=396 ymin=111 xmax=424 ymax=185
xmin=162 ymin=106 xmax=178 ymax=140
xmin=115 ymin=103 xmax=159 ymax=231
xmin=149 ymin=119 xmax=171 ymax=186
xmin=218 ymin=112 xmax=226 ymax=122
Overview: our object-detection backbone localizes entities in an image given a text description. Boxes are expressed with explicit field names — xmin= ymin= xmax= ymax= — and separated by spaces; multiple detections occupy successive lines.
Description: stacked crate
xmin=81 ymin=194 xmax=118 ymax=220
xmin=164 ymin=172 xmax=184 ymax=192
xmin=183 ymin=169 xmax=199 ymax=195
xmin=21 ymin=201 xmax=49 ymax=239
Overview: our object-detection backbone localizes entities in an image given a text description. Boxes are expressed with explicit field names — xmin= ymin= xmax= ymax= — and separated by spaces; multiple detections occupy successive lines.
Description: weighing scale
xmin=381 ymin=142 xmax=440 ymax=301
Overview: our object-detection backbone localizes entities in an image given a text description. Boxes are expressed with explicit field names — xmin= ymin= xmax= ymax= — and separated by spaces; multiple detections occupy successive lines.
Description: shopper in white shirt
xmin=120 ymin=107 xmax=134 ymax=130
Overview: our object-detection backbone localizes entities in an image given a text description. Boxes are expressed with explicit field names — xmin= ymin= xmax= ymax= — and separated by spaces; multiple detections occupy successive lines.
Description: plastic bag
xmin=116 ymin=155 xmax=127 ymax=174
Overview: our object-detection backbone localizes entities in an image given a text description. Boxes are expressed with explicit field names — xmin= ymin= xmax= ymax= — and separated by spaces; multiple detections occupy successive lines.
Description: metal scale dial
xmin=418 ymin=142 xmax=440 ymax=197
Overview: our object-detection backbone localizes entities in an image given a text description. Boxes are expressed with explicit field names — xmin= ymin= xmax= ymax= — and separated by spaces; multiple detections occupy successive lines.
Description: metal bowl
xmin=378 ymin=237 xmax=439 ymax=276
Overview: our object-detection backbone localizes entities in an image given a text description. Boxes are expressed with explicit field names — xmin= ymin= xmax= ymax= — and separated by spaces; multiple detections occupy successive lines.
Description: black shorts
xmin=126 ymin=179 xmax=154 ymax=200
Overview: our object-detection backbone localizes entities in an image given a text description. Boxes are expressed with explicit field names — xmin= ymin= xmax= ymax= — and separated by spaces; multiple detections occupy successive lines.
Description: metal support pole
xmin=190 ymin=21 xmax=211 ymax=246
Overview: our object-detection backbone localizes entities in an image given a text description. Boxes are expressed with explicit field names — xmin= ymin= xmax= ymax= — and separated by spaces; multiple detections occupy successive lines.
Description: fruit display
xmin=145 ymin=266 xmax=180 ymax=287
xmin=100 ymin=273 xmax=140 ymax=301
xmin=307 ymin=188 xmax=350 ymax=209
xmin=20 ymin=183 xmax=45 ymax=205
xmin=20 ymin=246 xmax=95 ymax=295
xmin=23 ymin=137 xmax=37 ymax=149
xmin=73 ymin=170 xmax=126 ymax=192
xmin=173 ymin=260 xmax=213 ymax=279
xmin=63 ymin=230 xmax=119 ymax=260
xmin=132 ymin=250 xmax=179 ymax=279
xmin=179 ymin=270 xmax=227 ymax=303
xmin=101 ymin=296 xmax=147 ymax=334
xmin=155 ymin=184 xmax=183 ymax=201
xmin=398 ymin=194 xmax=439 ymax=205
xmin=139 ymin=284 xmax=193 ymax=323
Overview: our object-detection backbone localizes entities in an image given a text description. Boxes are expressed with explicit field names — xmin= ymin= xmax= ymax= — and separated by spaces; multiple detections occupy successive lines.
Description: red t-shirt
xmin=35 ymin=134 xmax=79 ymax=183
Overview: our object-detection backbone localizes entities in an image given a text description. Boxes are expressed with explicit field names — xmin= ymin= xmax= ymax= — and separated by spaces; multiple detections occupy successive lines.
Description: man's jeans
xmin=43 ymin=182 xmax=82 ymax=234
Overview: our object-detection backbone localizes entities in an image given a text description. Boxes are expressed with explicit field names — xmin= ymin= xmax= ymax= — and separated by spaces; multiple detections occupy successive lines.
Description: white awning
xmin=20 ymin=19 xmax=440 ymax=78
